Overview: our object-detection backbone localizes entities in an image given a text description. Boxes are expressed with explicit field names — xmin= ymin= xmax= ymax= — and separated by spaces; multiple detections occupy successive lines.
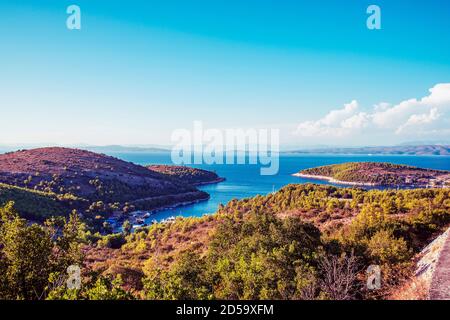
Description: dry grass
xmin=389 ymin=276 xmax=429 ymax=300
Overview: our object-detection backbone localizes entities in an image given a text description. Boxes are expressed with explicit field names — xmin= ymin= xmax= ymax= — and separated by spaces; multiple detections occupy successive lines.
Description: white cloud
xmin=295 ymin=100 xmax=364 ymax=137
xmin=321 ymin=100 xmax=359 ymax=126
xmin=341 ymin=112 xmax=370 ymax=129
xmin=422 ymin=83 xmax=450 ymax=105
xmin=294 ymin=83 xmax=450 ymax=142
xmin=396 ymin=108 xmax=441 ymax=134
xmin=373 ymin=102 xmax=391 ymax=111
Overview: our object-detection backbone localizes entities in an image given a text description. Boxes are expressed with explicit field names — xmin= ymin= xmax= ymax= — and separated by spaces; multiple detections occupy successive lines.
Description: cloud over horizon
xmin=294 ymin=83 xmax=450 ymax=144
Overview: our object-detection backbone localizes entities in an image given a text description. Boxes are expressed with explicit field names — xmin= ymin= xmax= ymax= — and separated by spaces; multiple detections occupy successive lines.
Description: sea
xmin=106 ymin=152 xmax=450 ymax=223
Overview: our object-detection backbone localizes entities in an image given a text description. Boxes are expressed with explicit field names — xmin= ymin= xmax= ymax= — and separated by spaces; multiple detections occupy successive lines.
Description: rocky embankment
xmin=394 ymin=227 xmax=450 ymax=300
xmin=429 ymin=227 xmax=450 ymax=300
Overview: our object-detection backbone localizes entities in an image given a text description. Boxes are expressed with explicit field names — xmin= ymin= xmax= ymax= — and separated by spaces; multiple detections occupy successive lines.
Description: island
xmin=288 ymin=144 xmax=450 ymax=156
xmin=293 ymin=162 xmax=450 ymax=188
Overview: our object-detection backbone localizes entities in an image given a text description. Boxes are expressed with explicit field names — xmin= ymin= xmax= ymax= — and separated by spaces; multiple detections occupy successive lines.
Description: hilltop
xmin=0 ymin=148 xmax=209 ymax=220
xmin=295 ymin=162 xmax=450 ymax=187
xmin=148 ymin=165 xmax=225 ymax=185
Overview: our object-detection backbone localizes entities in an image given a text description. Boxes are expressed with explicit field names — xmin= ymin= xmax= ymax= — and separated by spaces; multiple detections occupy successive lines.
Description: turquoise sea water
xmin=107 ymin=152 xmax=450 ymax=222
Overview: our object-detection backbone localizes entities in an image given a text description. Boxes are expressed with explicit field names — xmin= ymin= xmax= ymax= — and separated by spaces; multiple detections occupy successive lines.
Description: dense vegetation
xmin=0 ymin=183 xmax=86 ymax=221
xmin=148 ymin=165 xmax=224 ymax=185
xmin=84 ymin=184 xmax=450 ymax=300
xmin=299 ymin=162 xmax=449 ymax=186
xmin=0 ymin=202 xmax=134 ymax=300
xmin=1 ymin=182 xmax=449 ymax=300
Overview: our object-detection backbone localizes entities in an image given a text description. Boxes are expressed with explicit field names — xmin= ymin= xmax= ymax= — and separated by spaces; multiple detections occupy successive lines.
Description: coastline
xmin=110 ymin=193 xmax=210 ymax=230
xmin=137 ymin=194 xmax=210 ymax=216
xmin=110 ymin=177 xmax=225 ymax=229
xmin=292 ymin=173 xmax=378 ymax=187
xmin=192 ymin=177 xmax=226 ymax=186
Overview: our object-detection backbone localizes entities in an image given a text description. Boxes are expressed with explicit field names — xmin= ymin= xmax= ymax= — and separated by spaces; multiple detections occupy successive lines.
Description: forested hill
xmin=0 ymin=147 xmax=209 ymax=219
xmin=148 ymin=165 xmax=225 ymax=185
xmin=297 ymin=162 xmax=450 ymax=187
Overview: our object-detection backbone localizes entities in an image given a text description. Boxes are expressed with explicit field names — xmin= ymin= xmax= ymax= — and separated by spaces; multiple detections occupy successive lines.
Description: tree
xmin=47 ymin=274 xmax=134 ymax=300
xmin=0 ymin=202 xmax=86 ymax=300
xmin=144 ymin=251 xmax=210 ymax=300
xmin=366 ymin=229 xmax=410 ymax=264
xmin=84 ymin=275 xmax=134 ymax=300
xmin=103 ymin=221 xmax=113 ymax=234
xmin=318 ymin=252 xmax=361 ymax=300
xmin=0 ymin=202 xmax=53 ymax=299
xmin=205 ymin=211 xmax=322 ymax=300
xmin=122 ymin=220 xmax=132 ymax=236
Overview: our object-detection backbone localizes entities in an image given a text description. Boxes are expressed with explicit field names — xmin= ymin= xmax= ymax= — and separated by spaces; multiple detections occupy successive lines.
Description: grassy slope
xmin=0 ymin=183 xmax=83 ymax=220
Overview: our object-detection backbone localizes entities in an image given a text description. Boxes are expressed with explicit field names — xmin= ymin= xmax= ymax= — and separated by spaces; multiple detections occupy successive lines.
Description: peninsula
xmin=0 ymin=148 xmax=222 ymax=227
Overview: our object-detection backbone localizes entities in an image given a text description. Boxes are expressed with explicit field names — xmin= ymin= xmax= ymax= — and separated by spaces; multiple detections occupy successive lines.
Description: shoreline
xmin=110 ymin=194 xmax=211 ymax=230
xmin=292 ymin=173 xmax=378 ymax=187
xmin=110 ymin=177 xmax=225 ymax=229
xmin=192 ymin=177 xmax=226 ymax=186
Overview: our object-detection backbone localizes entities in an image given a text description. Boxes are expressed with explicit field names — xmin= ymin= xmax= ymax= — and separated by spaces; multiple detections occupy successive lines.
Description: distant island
xmin=289 ymin=145 xmax=450 ymax=156
xmin=85 ymin=145 xmax=170 ymax=153
xmin=294 ymin=162 xmax=450 ymax=188
xmin=3 ymin=144 xmax=450 ymax=156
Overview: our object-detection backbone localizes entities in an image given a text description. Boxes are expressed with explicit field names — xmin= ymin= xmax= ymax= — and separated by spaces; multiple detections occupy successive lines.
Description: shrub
xmin=366 ymin=229 xmax=411 ymax=264
xmin=98 ymin=233 xmax=126 ymax=249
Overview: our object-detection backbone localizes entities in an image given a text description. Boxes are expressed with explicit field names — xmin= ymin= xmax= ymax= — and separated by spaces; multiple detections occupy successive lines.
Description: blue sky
xmin=0 ymin=0 xmax=449 ymax=147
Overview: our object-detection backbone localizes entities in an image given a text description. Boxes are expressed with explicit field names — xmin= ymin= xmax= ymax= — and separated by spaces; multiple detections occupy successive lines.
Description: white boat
xmin=162 ymin=216 xmax=176 ymax=223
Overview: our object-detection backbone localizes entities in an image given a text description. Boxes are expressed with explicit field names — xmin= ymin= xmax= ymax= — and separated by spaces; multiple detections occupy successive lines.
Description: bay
xmin=106 ymin=152 xmax=450 ymax=222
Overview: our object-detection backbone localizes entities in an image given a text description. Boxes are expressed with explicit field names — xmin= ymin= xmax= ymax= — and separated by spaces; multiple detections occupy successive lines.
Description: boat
xmin=162 ymin=216 xmax=176 ymax=223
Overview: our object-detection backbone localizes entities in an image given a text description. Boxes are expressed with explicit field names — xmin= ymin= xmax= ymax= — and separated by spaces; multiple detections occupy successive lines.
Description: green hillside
xmin=0 ymin=183 xmax=83 ymax=220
